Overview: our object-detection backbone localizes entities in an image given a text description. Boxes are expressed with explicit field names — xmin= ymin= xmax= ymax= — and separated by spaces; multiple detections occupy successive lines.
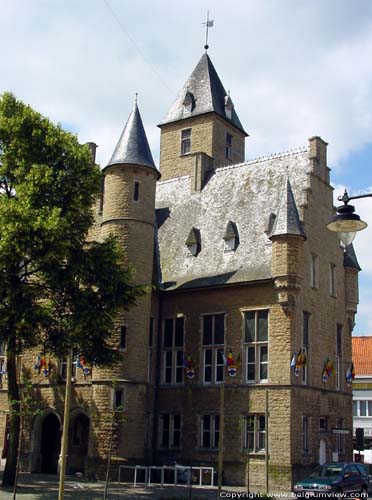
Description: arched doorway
xmin=68 ymin=409 xmax=90 ymax=474
xmin=41 ymin=413 xmax=61 ymax=473
xmin=319 ymin=438 xmax=327 ymax=465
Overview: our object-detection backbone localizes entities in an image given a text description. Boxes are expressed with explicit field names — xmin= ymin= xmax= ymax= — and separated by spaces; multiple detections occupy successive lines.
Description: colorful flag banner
xmin=183 ymin=355 xmax=195 ymax=379
xmin=345 ymin=362 xmax=355 ymax=386
xmin=291 ymin=349 xmax=306 ymax=377
xmin=222 ymin=350 xmax=237 ymax=377
xmin=34 ymin=353 xmax=50 ymax=377
xmin=76 ymin=355 xmax=90 ymax=376
xmin=322 ymin=358 xmax=334 ymax=383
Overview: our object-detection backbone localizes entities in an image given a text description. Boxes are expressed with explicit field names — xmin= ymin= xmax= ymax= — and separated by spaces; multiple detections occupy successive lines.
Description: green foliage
xmin=0 ymin=92 xmax=145 ymax=487
xmin=0 ymin=91 xmax=102 ymax=354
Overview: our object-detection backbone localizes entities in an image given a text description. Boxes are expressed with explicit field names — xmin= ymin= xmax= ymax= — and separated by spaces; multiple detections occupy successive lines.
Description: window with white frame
xmin=225 ymin=133 xmax=232 ymax=160
xmin=244 ymin=310 xmax=269 ymax=383
xmin=336 ymin=324 xmax=342 ymax=391
xmin=310 ymin=254 xmax=318 ymax=288
xmin=330 ymin=263 xmax=337 ymax=297
xmin=181 ymin=128 xmax=191 ymax=155
xmin=244 ymin=415 xmax=266 ymax=452
xmin=60 ymin=357 xmax=77 ymax=380
xmin=302 ymin=312 xmax=310 ymax=384
xmin=162 ymin=317 xmax=184 ymax=384
xmin=160 ymin=414 xmax=181 ymax=448
xmin=201 ymin=414 xmax=220 ymax=448
xmin=353 ymin=400 xmax=372 ymax=417
xmin=302 ymin=416 xmax=309 ymax=453
xmin=202 ymin=314 xmax=225 ymax=384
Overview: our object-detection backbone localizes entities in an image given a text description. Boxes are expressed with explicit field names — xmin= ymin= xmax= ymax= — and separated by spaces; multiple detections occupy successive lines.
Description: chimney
xmin=87 ymin=142 xmax=98 ymax=164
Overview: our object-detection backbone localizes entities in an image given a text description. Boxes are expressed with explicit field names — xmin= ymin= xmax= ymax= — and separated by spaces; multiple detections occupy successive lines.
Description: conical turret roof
xmin=106 ymin=103 xmax=159 ymax=175
xmin=270 ymin=177 xmax=306 ymax=239
xmin=159 ymin=53 xmax=247 ymax=135
xmin=344 ymin=244 xmax=361 ymax=271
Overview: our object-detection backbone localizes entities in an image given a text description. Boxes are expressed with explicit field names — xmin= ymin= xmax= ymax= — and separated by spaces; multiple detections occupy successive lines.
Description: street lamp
xmin=326 ymin=189 xmax=371 ymax=246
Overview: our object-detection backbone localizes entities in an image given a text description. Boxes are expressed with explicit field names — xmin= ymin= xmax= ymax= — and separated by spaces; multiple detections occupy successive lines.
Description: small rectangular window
xmin=336 ymin=324 xmax=342 ymax=390
xmin=114 ymin=388 xmax=124 ymax=410
xmin=302 ymin=416 xmax=309 ymax=453
xmin=319 ymin=417 xmax=327 ymax=431
xmin=181 ymin=129 xmax=191 ymax=155
xmin=225 ymin=133 xmax=232 ymax=160
xmin=120 ymin=325 xmax=127 ymax=350
xmin=310 ymin=254 xmax=318 ymax=288
xmin=133 ymin=181 xmax=140 ymax=201
xmin=330 ymin=263 xmax=336 ymax=296
xmin=302 ymin=312 xmax=310 ymax=385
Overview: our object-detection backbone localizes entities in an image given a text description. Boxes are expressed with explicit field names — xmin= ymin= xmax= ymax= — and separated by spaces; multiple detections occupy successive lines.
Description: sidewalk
xmin=0 ymin=471 xmax=235 ymax=499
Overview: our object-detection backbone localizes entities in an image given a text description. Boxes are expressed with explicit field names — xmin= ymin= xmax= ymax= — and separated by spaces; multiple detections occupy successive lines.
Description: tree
xmin=0 ymin=93 xmax=143 ymax=487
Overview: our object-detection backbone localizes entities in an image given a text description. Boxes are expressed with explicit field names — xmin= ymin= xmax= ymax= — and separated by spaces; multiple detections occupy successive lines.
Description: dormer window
xmin=186 ymin=227 xmax=201 ymax=256
xmin=181 ymin=129 xmax=191 ymax=155
xmin=183 ymin=91 xmax=195 ymax=114
xmin=224 ymin=93 xmax=234 ymax=120
xmin=223 ymin=221 xmax=239 ymax=252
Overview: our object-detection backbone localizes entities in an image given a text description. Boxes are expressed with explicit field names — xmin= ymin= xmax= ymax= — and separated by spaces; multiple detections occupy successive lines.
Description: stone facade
xmin=0 ymin=52 xmax=358 ymax=492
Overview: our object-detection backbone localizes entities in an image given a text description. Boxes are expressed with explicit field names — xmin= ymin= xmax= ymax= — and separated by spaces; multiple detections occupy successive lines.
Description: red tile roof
xmin=352 ymin=336 xmax=372 ymax=376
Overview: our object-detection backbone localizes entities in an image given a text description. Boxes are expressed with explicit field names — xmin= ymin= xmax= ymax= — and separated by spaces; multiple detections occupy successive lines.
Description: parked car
xmin=293 ymin=462 xmax=369 ymax=498
xmin=354 ymin=462 xmax=372 ymax=493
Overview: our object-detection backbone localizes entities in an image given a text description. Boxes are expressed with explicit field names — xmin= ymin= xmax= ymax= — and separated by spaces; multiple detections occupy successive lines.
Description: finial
xmin=134 ymin=92 xmax=138 ymax=106
xmin=202 ymin=11 xmax=214 ymax=52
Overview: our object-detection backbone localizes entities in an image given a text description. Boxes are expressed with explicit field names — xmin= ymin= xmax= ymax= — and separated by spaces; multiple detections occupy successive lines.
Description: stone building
xmin=0 ymin=51 xmax=360 ymax=490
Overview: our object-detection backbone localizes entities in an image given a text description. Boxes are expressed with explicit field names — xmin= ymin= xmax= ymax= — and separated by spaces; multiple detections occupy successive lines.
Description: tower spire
xmin=202 ymin=11 xmax=214 ymax=52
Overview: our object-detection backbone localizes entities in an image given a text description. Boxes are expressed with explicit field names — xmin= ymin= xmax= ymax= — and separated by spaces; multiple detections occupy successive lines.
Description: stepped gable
xmin=155 ymin=148 xmax=309 ymax=290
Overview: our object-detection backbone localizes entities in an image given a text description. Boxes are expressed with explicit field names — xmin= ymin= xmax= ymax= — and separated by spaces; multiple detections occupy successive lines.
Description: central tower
xmin=158 ymin=52 xmax=248 ymax=185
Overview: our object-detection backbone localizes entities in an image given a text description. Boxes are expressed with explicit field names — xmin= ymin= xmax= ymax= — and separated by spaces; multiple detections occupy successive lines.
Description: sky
xmin=1 ymin=0 xmax=372 ymax=334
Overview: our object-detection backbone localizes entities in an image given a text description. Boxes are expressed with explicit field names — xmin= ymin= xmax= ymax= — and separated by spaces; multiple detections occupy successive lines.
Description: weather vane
xmin=202 ymin=11 xmax=214 ymax=51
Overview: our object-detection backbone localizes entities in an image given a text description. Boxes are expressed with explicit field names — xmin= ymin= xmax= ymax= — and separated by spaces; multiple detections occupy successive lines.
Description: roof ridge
xmin=157 ymin=175 xmax=190 ymax=186
xmin=215 ymin=146 xmax=309 ymax=174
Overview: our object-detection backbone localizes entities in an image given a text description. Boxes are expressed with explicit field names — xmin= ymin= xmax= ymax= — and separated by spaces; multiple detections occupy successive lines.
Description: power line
xmin=103 ymin=0 xmax=173 ymax=94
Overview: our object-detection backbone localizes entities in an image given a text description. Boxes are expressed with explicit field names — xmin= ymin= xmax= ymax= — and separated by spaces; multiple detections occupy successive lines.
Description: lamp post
xmin=326 ymin=189 xmax=371 ymax=245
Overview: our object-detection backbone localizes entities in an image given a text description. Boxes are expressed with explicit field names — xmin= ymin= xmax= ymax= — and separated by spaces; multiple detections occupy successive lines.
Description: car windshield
xmin=319 ymin=466 xmax=343 ymax=477
xmin=311 ymin=465 xmax=342 ymax=478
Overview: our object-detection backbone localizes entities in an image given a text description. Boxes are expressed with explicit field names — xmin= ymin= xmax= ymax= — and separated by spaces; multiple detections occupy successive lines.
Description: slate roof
xmin=344 ymin=244 xmax=361 ymax=271
xmin=159 ymin=53 xmax=247 ymax=135
xmin=352 ymin=337 xmax=372 ymax=376
xmin=106 ymin=103 xmax=159 ymax=175
xmin=269 ymin=177 xmax=306 ymax=239
xmin=155 ymin=148 xmax=309 ymax=290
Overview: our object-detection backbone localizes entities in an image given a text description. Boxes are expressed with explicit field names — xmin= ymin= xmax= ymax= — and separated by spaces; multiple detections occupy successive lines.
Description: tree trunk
xmin=2 ymin=350 xmax=20 ymax=487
